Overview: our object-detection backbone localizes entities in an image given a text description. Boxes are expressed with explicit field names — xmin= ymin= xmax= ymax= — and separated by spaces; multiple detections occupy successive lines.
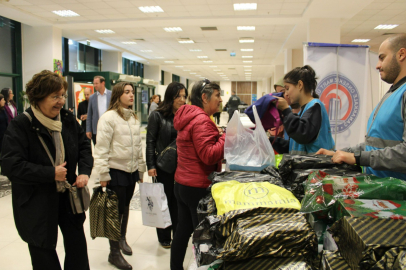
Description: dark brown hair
xmin=284 ymin=65 xmax=319 ymax=98
xmin=93 ymin=75 xmax=105 ymax=83
xmin=25 ymin=70 xmax=68 ymax=107
xmin=156 ymin=82 xmax=187 ymax=118
xmin=1 ymin=88 xmax=16 ymax=107
xmin=0 ymin=94 xmax=4 ymax=111
xmin=108 ymin=82 xmax=136 ymax=120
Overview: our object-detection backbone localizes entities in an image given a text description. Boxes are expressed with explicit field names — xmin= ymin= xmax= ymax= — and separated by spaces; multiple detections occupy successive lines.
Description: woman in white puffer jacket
xmin=92 ymin=82 xmax=146 ymax=270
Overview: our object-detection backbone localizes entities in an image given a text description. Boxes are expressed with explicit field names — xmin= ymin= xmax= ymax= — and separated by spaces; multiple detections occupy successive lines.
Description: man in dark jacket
xmin=77 ymin=88 xmax=91 ymax=131
xmin=227 ymin=90 xmax=241 ymax=122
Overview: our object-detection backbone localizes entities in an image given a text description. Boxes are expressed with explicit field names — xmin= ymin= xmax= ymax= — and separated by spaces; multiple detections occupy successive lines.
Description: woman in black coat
xmin=146 ymin=82 xmax=187 ymax=248
xmin=1 ymin=70 xmax=93 ymax=270
xmin=0 ymin=94 xmax=8 ymax=154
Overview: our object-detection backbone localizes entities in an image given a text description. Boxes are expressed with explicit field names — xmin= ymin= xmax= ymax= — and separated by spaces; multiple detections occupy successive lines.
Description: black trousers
xmin=109 ymin=169 xmax=137 ymax=215
xmin=28 ymin=195 xmax=89 ymax=270
xmin=92 ymin=134 xmax=97 ymax=145
xmin=213 ymin=112 xmax=221 ymax=125
xmin=156 ymin=167 xmax=178 ymax=243
xmin=170 ymin=182 xmax=208 ymax=270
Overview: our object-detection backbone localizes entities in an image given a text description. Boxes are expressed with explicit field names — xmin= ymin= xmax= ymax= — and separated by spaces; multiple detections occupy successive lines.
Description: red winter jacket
xmin=174 ymin=105 xmax=226 ymax=188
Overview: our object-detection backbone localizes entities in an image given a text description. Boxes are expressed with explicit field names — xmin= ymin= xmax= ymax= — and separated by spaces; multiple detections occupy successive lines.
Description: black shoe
xmin=109 ymin=240 xmax=132 ymax=270
xmin=120 ymin=209 xmax=133 ymax=255
xmin=160 ymin=241 xmax=171 ymax=249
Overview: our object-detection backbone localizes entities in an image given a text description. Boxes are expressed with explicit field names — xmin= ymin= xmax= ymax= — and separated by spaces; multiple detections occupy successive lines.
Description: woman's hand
xmin=100 ymin=181 xmax=109 ymax=187
xmin=315 ymin=148 xmax=335 ymax=156
xmin=148 ymin=169 xmax=157 ymax=177
xmin=276 ymin=97 xmax=289 ymax=111
xmin=55 ymin=161 xmax=67 ymax=181
xmin=73 ymin=175 xmax=89 ymax=188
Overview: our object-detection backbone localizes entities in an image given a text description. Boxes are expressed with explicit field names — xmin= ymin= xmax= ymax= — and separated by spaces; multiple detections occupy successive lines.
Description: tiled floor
xmin=0 ymin=112 xmax=230 ymax=270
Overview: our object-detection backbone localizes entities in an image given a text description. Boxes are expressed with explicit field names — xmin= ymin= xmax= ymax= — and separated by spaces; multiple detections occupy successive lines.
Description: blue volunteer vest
xmin=365 ymin=81 xmax=406 ymax=180
xmin=289 ymin=99 xmax=335 ymax=155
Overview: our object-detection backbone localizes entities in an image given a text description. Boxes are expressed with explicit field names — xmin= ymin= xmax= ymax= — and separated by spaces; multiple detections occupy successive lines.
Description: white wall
xmin=144 ymin=65 xmax=161 ymax=81
xmin=102 ymin=51 xmax=122 ymax=73
xmin=292 ymin=49 xmax=304 ymax=68
xmin=22 ymin=25 xmax=62 ymax=87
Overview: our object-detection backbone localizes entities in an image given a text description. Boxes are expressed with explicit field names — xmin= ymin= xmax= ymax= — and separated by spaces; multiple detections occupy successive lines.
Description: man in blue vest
xmin=317 ymin=34 xmax=406 ymax=180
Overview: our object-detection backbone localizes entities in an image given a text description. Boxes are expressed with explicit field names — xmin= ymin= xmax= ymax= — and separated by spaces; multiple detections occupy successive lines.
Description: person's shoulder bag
xmin=23 ymin=112 xmax=90 ymax=214
xmin=156 ymin=139 xmax=177 ymax=174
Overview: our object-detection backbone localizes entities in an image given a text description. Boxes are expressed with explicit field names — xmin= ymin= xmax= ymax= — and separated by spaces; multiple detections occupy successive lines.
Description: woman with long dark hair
xmin=92 ymin=82 xmax=146 ymax=270
xmin=0 ymin=94 xmax=8 ymax=154
xmin=146 ymin=82 xmax=187 ymax=248
xmin=1 ymin=88 xmax=17 ymax=123
xmin=273 ymin=65 xmax=335 ymax=154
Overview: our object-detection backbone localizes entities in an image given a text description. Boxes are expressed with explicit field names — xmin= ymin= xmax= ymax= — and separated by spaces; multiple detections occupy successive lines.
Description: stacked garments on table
xmin=193 ymin=168 xmax=319 ymax=269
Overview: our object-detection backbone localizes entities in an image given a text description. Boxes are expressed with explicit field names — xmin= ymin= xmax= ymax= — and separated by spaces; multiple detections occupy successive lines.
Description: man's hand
xmin=100 ymin=181 xmax=109 ymax=187
xmin=331 ymin=150 xmax=356 ymax=165
xmin=73 ymin=174 xmax=89 ymax=188
xmin=139 ymin=171 xmax=144 ymax=183
xmin=315 ymin=148 xmax=335 ymax=156
xmin=81 ymin=114 xmax=87 ymax=121
xmin=55 ymin=162 xmax=67 ymax=181
xmin=86 ymin=132 xmax=92 ymax=140
xmin=275 ymin=97 xmax=289 ymax=111
xmin=148 ymin=169 xmax=157 ymax=177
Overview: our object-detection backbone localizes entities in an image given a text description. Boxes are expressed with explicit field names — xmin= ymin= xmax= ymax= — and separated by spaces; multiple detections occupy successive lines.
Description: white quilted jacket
xmin=92 ymin=109 xmax=146 ymax=182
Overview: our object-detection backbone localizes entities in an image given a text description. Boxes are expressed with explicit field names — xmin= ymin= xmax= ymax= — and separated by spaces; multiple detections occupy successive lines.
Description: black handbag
xmin=156 ymin=139 xmax=177 ymax=174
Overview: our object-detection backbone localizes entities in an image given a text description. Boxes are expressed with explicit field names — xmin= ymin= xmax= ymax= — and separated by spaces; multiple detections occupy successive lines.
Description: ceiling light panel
xmin=352 ymin=39 xmax=370 ymax=42
xmin=165 ymin=61 xmax=174 ymax=63
xmin=95 ymin=29 xmax=115 ymax=34
xmin=239 ymin=38 xmax=254 ymax=43
xmin=190 ymin=49 xmax=202 ymax=52
xmin=155 ymin=56 xmax=164 ymax=59
xmin=164 ymin=27 xmax=182 ymax=32
xmin=140 ymin=50 xmax=152 ymax=52
xmin=203 ymin=61 xmax=213 ymax=63
xmin=374 ymin=25 xmax=398 ymax=30
xmin=122 ymin=41 xmax=136 ymax=44
xmin=197 ymin=56 xmax=208 ymax=58
xmin=242 ymin=56 xmax=253 ymax=58
xmin=237 ymin=26 xmax=255 ymax=31
xmin=243 ymin=61 xmax=253 ymax=63
xmin=175 ymin=66 xmax=183 ymax=68
xmin=234 ymin=3 xmax=257 ymax=11
xmin=241 ymin=49 xmax=254 ymax=51
xmin=52 ymin=10 xmax=80 ymax=17
xmin=244 ymin=66 xmax=252 ymax=67
xmin=178 ymin=39 xmax=194 ymax=44
xmin=139 ymin=6 xmax=164 ymax=13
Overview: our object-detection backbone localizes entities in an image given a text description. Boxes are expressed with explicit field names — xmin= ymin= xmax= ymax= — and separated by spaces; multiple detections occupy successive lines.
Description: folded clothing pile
xmin=193 ymin=207 xmax=318 ymax=267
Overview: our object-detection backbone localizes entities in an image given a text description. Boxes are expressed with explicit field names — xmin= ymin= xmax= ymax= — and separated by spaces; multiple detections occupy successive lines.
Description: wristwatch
xmin=354 ymin=151 xmax=361 ymax=165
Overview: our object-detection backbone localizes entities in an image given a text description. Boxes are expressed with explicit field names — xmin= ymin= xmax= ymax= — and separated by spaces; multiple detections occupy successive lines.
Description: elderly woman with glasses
xmin=170 ymin=80 xmax=225 ymax=270
xmin=1 ymin=70 xmax=93 ymax=270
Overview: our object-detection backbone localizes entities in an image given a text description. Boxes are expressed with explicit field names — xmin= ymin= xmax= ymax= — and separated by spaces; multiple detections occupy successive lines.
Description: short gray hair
xmin=190 ymin=80 xmax=220 ymax=109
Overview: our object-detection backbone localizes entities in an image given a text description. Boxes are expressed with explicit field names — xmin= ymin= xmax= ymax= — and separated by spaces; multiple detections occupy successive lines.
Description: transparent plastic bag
xmin=224 ymin=106 xmax=275 ymax=171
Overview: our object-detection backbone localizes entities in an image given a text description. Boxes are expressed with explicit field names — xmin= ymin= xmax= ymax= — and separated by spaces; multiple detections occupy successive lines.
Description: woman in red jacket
xmin=171 ymin=80 xmax=225 ymax=270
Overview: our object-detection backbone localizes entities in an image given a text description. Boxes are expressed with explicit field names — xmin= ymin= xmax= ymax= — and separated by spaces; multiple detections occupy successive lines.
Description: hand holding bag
xmin=89 ymin=186 xmax=121 ymax=241
xmin=156 ymin=139 xmax=177 ymax=174
xmin=139 ymin=177 xmax=172 ymax=228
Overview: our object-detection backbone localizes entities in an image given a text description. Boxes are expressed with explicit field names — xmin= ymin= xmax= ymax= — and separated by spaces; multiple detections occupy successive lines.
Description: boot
xmin=108 ymin=240 xmax=132 ymax=270
xmin=119 ymin=207 xmax=133 ymax=255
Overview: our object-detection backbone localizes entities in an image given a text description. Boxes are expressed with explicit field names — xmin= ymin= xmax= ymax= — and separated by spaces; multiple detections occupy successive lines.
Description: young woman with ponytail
xmin=272 ymin=65 xmax=335 ymax=155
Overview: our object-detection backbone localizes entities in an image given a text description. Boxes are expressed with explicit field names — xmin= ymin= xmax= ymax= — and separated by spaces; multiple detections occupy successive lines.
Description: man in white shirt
xmin=86 ymin=76 xmax=112 ymax=145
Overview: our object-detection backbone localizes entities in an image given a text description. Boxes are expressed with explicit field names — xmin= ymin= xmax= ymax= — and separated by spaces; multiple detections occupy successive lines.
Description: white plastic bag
xmin=139 ymin=178 xmax=172 ymax=229
xmin=224 ymin=106 xmax=275 ymax=171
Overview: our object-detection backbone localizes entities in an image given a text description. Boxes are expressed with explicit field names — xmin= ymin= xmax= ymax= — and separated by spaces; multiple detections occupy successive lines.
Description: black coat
xmin=1 ymin=107 xmax=93 ymax=249
xmin=146 ymin=110 xmax=175 ymax=170
xmin=77 ymin=99 xmax=88 ymax=130
xmin=0 ymin=109 xmax=8 ymax=153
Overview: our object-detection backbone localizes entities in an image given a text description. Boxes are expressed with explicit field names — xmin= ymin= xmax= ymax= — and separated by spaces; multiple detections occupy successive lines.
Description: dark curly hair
xmin=25 ymin=70 xmax=68 ymax=107
xmin=156 ymin=82 xmax=187 ymax=118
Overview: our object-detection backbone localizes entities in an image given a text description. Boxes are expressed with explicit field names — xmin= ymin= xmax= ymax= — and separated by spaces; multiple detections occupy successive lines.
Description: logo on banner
xmin=316 ymin=74 xmax=360 ymax=133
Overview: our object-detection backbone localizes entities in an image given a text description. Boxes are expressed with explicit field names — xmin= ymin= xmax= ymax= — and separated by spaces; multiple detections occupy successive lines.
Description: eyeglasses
xmin=200 ymin=79 xmax=211 ymax=93
xmin=51 ymin=95 xmax=68 ymax=101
